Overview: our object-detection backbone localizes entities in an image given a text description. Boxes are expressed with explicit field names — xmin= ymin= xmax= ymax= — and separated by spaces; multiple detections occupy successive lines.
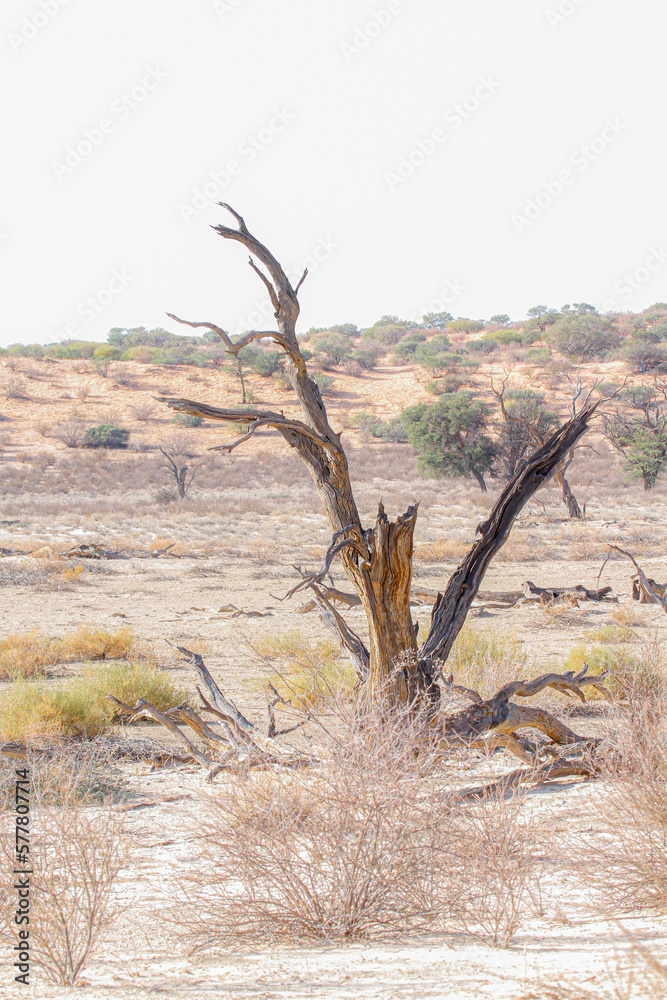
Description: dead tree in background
xmin=491 ymin=374 xmax=585 ymax=519
xmin=161 ymin=205 xmax=603 ymax=706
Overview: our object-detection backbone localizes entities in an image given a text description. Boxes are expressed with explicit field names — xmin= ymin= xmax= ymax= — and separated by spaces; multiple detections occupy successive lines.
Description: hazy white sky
xmin=1 ymin=0 xmax=666 ymax=347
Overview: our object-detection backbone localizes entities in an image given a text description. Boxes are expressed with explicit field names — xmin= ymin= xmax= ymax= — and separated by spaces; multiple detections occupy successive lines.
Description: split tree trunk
xmin=163 ymin=206 xmax=603 ymax=708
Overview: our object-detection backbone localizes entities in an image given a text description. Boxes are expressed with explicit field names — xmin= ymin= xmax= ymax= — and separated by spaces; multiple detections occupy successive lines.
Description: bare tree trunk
xmin=472 ymin=471 xmax=487 ymax=492
xmin=554 ymin=467 xmax=583 ymax=519
xmin=162 ymin=207 xmax=603 ymax=709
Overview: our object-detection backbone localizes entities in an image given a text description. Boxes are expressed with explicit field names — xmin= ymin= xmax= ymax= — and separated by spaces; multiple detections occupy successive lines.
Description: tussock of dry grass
xmin=255 ymin=629 xmax=356 ymax=706
xmin=0 ymin=625 xmax=138 ymax=679
xmin=415 ymin=537 xmax=470 ymax=563
xmin=445 ymin=624 xmax=528 ymax=697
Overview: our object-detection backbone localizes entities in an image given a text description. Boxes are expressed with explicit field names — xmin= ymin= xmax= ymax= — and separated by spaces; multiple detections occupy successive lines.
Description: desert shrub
xmin=0 ymin=629 xmax=59 ymax=678
xmin=0 ymin=555 xmax=82 ymax=591
xmin=249 ymin=351 xmax=285 ymax=377
xmin=446 ymin=318 xmax=485 ymax=335
xmin=525 ymin=347 xmax=552 ymax=361
xmin=172 ymin=413 xmax=203 ymax=427
xmin=0 ymin=660 xmax=186 ymax=740
xmin=311 ymin=332 xmax=354 ymax=367
xmin=314 ymin=374 xmax=335 ymax=394
xmin=577 ymin=650 xmax=667 ymax=915
xmin=129 ymin=399 xmax=156 ymax=420
xmin=362 ymin=318 xmax=410 ymax=345
xmin=466 ymin=336 xmax=499 ymax=354
xmin=561 ymin=642 xmax=664 ymax=700
xmin=0 ymin=625 xmax=137 ymax=679
xmin=350 ymin=342 xmax=384 ymax=369
xmin=121 ymin=345 xmax=158 ymax=362
xmin=624 ymin=338 xmax=667 ymax=373
xmin=446 ymin=624 xmax=528 ymax=697
xmin=392 ymin=332 xmax=428 ymax=360
xmin=175 ymin=709 xmax=542 ymax=949
xmin=351 ymin=411 xmax=407 ymax=442
xmin=492 ymin=329 xmax=525 ymax=345
xmin=56 ymin=625 xmax=135 ymax=662
xmin=0 ymin=744 xmax=127 ymax=810
xmin=425 ymin=375 xmax=464 ymax=395
xmin=547 ymin=312 xmax=620 ymax=360
xmin=0 ymin=802 xmax=126 ymax=986
xmin=4 ymin=374 xmax=26 ymax=398
xmin=83 ymin=424 xmax=130 ymax=449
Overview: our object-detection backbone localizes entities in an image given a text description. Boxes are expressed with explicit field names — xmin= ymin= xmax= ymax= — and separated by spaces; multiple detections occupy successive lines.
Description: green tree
xmin=446 ymin=318 xmax=485 ymax=335
xmin=402 ymin=391 xmax=497 ymax=491
xmin=603 ymin=383 xmax=667 ymax=490
xmin=623 ymin=338 xmax=667 ymax=374
xmin=496 ymin=389 xmax=557 ymax=478
xmin=489 ymin=314 xmax=511 ymax=328
xmin=547 ymin=312 xmax=620 ymax=360
xmin=422 ymin=311 xmax=453 ymax=329
xmin=311 ymin=332 xmax=354 ymax=367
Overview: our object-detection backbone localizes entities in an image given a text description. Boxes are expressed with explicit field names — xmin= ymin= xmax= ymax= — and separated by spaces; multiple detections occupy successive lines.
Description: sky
xmin=1 ymin=0 xmax=666 ymax=347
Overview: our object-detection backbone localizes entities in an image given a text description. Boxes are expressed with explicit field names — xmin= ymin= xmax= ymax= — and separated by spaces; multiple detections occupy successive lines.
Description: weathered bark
xmin=162 ymin=207 xmax=602 ymax=706
xmin=554 ymin=466 xmax=583 ymax=519
xmin=418 ymin=400 xmax=602 ymax=679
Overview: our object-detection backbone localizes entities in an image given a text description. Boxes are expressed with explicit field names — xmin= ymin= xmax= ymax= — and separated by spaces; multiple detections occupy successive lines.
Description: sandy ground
xmin=1 ymin=357 xmax=667 ymax=998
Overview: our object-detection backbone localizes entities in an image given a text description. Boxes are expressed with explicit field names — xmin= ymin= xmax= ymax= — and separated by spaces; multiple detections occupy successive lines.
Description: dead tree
xmin=159 ymin=444 xmax=202 ymax=499
xmin=491 ymin=373 xmax=585 ymax=519
xmin=160 ymin=205 xmax=604 ymax=705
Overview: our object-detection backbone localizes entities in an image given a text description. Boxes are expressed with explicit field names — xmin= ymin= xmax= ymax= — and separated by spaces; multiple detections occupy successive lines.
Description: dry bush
xmin=0 ymin=743 xmax=127 ymax=811
xmin=4 ymin=374 xmax=26 ymax=398
xmin=561 ymin=641 xmax=663 ymax=701
xmin=248 ymin=535 xmax=284 ymax=564
xmin=0 ymin=660 xmax=187 ymax=740
xmin=0 ymin=802 xmax=127 ymax=986
xmin=53 ymin=415 xmax=87 ymax=448
xmin=57 ymin=624 xmax=134 ymax=662
xmin=76 ymin=383 xmax=92 ymax=402
xmin=35 ymin=420 xmax=51 ymax=437
xmin=254 ymin=629 xmax=355 ymax=707
xmin=129 ymin=398 xmax=156 ymax=421
xmin=578 ymin=649 xmax=667 ymax=914
xmin=446 ymin=624 xmax=528 ymax=697
xmin=174 ymin=707 xmax=543 ymax=950
xmin=0 ymin=554 xmax=81 ymax=591
xmin=0 ymin=625 xmax=138 ymax=679
xmin=415 ymin=537 xmax=470 ymax=563
xmin=610 ymin=604 xmax=647 ymax=627
xmin=0 ymin=629 xmax=59 ymax=678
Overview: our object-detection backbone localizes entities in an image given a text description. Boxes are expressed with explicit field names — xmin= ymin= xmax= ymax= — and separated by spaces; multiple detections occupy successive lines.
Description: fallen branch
xmin=598 ymin=545 xmax=667 ymax=613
